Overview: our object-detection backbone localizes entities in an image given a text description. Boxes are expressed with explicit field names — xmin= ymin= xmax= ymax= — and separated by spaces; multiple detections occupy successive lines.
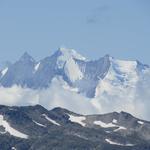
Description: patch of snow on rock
xmin=68 ymin=114 xmax=86 ymax=127
xmin=94 ymin=120 xmax=127 ymax=132
xmin=42 ymin=114 xmax=60 ymax=126
xmin=1 ymin=67 xmax=8 ymax=77
xmin=94 ymin=120 xmax=117 ymax=128
xmin=105 ymin=139 xmax=134 ymax=146
xmin=112 ymin=119 xmax=117 ymax=124
xmin=114 ymin=126 xmax=127 ymax=132
xmin=0 ymin=115 xmax=28 ymax=139
xmin=33 ymin=120 xmax=46 ymax=127
xmin=34 ymin=62 xmax=40 ymax=72
xmin=137 ymin=120 xmax=144 ymax=125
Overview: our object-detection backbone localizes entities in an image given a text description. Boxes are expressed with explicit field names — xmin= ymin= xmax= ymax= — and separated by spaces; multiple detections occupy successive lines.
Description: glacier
xmin=0 ymin=47 xmax=150 ymax=120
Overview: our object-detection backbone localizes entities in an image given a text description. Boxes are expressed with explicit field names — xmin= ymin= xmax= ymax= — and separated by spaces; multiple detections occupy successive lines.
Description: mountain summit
xmin=0 ymin=48 xmax=149 ymax=96
xmin=0 ymin=48 xmax=150 ymax=118
xmin=19 ymin=52 xmax=35 ymax=63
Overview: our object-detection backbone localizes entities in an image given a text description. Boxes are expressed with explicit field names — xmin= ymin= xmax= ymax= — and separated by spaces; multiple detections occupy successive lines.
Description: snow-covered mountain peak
xmin=94 ymin=57 xmax=140 ymax=98
xmin=0 ymin=49 xmax=150 ymax=120
xmin=110 ymin=58 xmax=137 ymax=73
xmin=58 ymin=47 xmax=86 ymax=60
xmin=103 ymin=54 xmax=111 ymax=59
xmin=56 ymin=47 xmax=86 ymax=69
xmin=136 ymin=60 xmax=150 ymax=71
xmin=19 ymin=52 xmax=35 ymax=63
xmin=102 ymin=54 xmax=114 ymax=60
xmin=109 ymin=58 xmax=150 ymax=76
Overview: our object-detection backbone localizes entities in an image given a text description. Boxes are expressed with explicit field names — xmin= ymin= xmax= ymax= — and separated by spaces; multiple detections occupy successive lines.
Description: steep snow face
xmin=70 ymin=55 xmax=111 ymax=97
xmin=56 ymin=47 xmax=86 ymax=69
xmin=95 ymin=58 xmax=139 ymax=97
xmin=92 ymin=58 xmax=142 ymax=115
xmin=0 ymin=115 xmax=28 ymax=139
xmin=64 ymin=58 xmax=83 ymax=82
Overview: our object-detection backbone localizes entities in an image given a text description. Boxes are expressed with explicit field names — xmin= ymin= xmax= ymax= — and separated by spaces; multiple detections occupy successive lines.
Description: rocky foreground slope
xmin=0 ymin=105 xmax=150 ymax=150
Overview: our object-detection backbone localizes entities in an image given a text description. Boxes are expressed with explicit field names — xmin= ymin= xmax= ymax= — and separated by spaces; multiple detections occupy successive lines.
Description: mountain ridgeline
xmin=0 ymin=48 xmax=149 ymax=98
xmin=0 ymin=105 xmax=150 ymax=150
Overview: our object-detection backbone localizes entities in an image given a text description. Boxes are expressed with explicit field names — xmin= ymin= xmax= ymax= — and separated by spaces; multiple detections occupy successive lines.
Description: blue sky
xmin=0 ymin=0 xmax=150 ymax=64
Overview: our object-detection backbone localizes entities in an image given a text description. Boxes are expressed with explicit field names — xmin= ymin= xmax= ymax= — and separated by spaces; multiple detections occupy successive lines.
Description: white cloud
xmin=0 ymin=77 xmax=97 ymax=115
xmin=0 ymin=75 xmax=150 ymax=121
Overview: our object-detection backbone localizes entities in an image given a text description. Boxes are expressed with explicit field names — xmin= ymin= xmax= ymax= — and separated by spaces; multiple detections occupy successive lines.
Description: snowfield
xmin=0 ymin=115 xmax=28 ymax=139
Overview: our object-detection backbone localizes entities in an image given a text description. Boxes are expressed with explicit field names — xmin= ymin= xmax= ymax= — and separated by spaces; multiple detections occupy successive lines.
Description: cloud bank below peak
xmin=0 ymin=49 xmax=150 ymax=121
xmin=0 ymin=75 xmax=150 ymax=121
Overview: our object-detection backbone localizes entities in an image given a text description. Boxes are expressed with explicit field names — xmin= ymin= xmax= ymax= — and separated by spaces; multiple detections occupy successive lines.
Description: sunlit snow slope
xmin=0 ymin=47 xmax=150 ymax=120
